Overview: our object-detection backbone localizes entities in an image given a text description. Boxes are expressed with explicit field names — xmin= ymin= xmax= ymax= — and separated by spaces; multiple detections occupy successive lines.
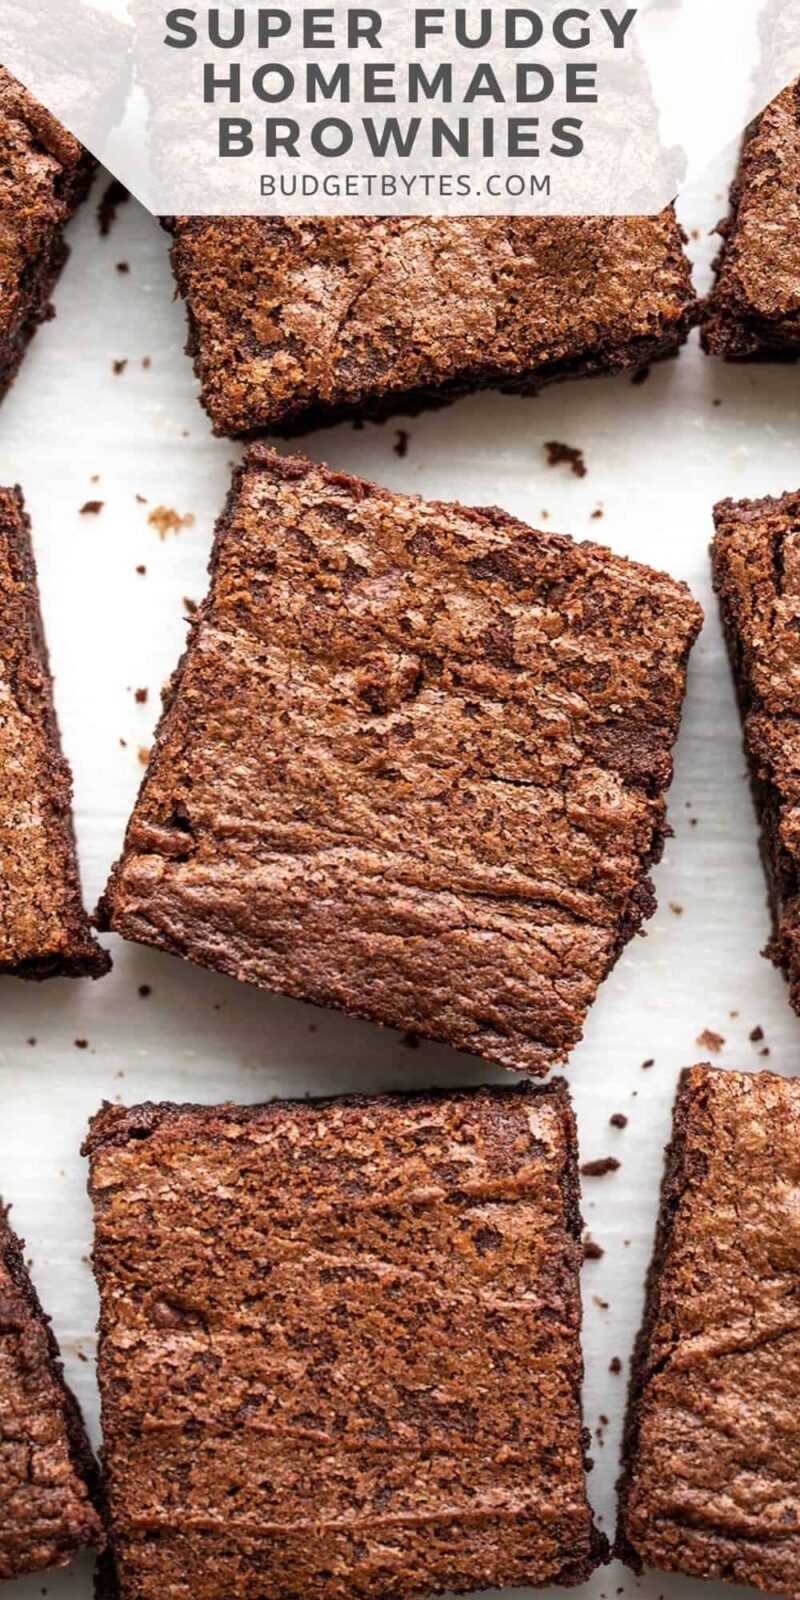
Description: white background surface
xmin=3 ymin=122 xmax=800 ymax=1600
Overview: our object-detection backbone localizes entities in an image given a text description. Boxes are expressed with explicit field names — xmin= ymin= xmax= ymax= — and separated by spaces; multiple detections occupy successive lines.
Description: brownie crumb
xmin=97 ymin=178 xmax=129 ymax=236
xmin=138 ymin=984 xmax=151 ymax=998
xmin=137 ymin=747 xmax=150 ymax=767
xmin=79 ymin=501 xmax=104 ymax=516
xmin=581 ymin=1157 xmax=620 ymax=1178
xmin=591 ymin=507 xmax=604 ymax=520
xmin=609 ymin=1356 xmax=622 ymax=1374
xmin=113 ymin=359 xmax=127 ymax=376
xmin=583 ymin=1237 xmax=604 ymax=1260
xmin=147 ymin=506 xmax=195 ymax=541
xmin=669 ymin=901 xmax=683 ymax=915
xmin=183 ymin=597 xmax=198 ymax=616
xmin=134 ymin=688 xmax=148 ymax=705
xmin=74 ymin=1038 xmax=88 ymax=1050
xmin=609 ymin=1113 xmax=628 ymax=1129
xmin=544 ymin=440 xmax=587 ymax=478
xmin=696 ymin=1028 xmax=725 ymax=1054
xmin=116 ymin=262 xmax=130 ymax=274
xmin=750 ymin=1025 xmax=764 ymax=1042
xmin=641 ymin=1058 xmax=655 ymax=1070
xmin=26 ymin=1037 xmax=36 ymax=1046
xmin=135 ymin=564 xmax=146 ymax=575
xmin=393 ymin=429 xmax=410 ymax=459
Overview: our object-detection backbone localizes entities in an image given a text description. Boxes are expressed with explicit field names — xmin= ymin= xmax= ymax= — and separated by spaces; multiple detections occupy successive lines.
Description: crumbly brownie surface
xmin=0 ymin=69 xmax=94 ymax=402
xmin=85 ymin=1083 xmax=605 ymax=1600
xmin=617 ymin=1065 xmax=800 ymax=1596
xmin=712 ymin=492 xmax=800 ymax=1006
xmin=703 ymin=80 xmax=800 ymax=359
xmin=167 ymin=212 xmax=698 ymax=436
xmin=98 ymin=449 xmax=701 ymax=1072
xmin=0 ymin=487 xmax=109 ymax=976
xmin=0 ymin=1202 xmax=103 ymax=1580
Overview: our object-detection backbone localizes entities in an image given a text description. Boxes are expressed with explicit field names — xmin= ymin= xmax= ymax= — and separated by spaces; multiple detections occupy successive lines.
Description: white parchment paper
xmin=1 ymin=100 xmax=800 ymax=1600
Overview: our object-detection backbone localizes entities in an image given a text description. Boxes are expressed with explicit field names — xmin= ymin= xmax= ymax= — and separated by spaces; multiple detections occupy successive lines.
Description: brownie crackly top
xmin=0 ymin=69 xmax=94 ymax=395
xmin=86 ymin=1083 xmax=605 ymax=1600
xmin=617 ymin=1066 xmax=800 ymax=1598
xmin=712 ymin=491 xmax=800 ymax=1007
xmin=703 ymin=79 xmax=800 ymax=359
xmin=99 ymin=449 xmax=701 ymax=1072
xmin=0 ymin=1204 xmax=103 ymax=1581
xmin=168 ymin=212 xmax=698 ymax=435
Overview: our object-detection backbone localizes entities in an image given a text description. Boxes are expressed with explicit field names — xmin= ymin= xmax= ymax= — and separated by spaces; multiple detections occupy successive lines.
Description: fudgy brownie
xmin=98 ymin=449 xmax=701 ymax=1072
xmin=712 ymin=492 xmax=800 ymax=1008
xmin=167 ymin=212 xmax=699 ymax=436
xmin=0 ymin=487 xmax=109 ymax=976
xmin=617 ymin=1065 xmax=800 ymax=1596
xmin=0 ymin=69 xmax=95 ymax=403
xmin=0 ymin=1200 xmax=104 ymax=1580
xmin=703 ymin=79 xmax=800 ymax=359
xmin=85 ymin=1083 xmax=606 ymax=1600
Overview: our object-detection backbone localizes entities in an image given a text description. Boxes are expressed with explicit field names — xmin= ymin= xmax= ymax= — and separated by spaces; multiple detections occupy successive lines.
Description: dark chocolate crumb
xmin=544 ymin=440 xmax=587 ymax=478
xmin=583 ymin=1238 xmax=604 ymax=1260
xmin=116 ymin=262 xmax=130 ymax=274
xmin=609 ymin=1113 xmax=628 ymax=1129
xmin=79 ymin=501 xmax=104 ymax=516
xmin=750 ymin=1025 xmax=764 ymax=1042
xmin=138 ymin=984 xmax=151 ymax=998
xmin=609 ymin=1356 xmax=622 ymax=1374
xmin=97 ymin=178 xmax=129 ymax=235
xmin=393 ymin=429 xmax=410 ymax=458
xmin=74 ymin=1039 xmax=88 ymax=1050
xmin=581 ymin=1157 xmax=620 ymax=1178
xmin=641 ymin=1058 xmax=655 ymax=1070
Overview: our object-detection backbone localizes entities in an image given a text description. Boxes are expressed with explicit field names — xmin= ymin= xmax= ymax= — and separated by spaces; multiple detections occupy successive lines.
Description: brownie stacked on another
xmin=0 ymin=487 xmax=109 ymax=977
xmin=98 ymin=449 xmax=702 ymax=1072
xmin=85 ymin=1083 xmax=605 ymax=1600
xmin=703 ymin=79 xmax=800 ymax=360
xmin=617 ymin=1065 xmax=800 ymax=1598
xmin=0 ymin=1202 xmax=104 ymax=1581
xmin=712 ymin=492 xmax=800 ymax=1008
xmin=167 ymin=212 xmax=699 ymax=436
xmin=0 ymin=68 xmax=95 ymax=403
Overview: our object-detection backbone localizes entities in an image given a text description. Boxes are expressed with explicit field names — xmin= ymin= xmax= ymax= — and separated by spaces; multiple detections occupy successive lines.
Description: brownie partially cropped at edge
xmin=0 ymin=487 xmax=109 ymax=977
xmin=0 ymin=1201 xmax=104 ymax=1581
xmin=617 ymin=1065 xmax=800 ymax=1597
xmin=166 ymin=212 xmax=699 ymax=436
xmin=703 ymin=79 xmax=800 ymax=359
xmin=712 ymin=492 xmax=800 ymax=1008
xmin=0 ymin=68 xmax=95 ymax=403
xmin=85 ymin=1082 xmax=606 ymax=1600
xmin=98 ymin=449 xmax=701 ymax=1072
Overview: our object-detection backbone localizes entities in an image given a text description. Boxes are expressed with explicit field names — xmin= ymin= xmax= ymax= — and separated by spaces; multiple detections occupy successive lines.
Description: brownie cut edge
xmin=0 ymin=1201 xmax=104 ymax=1581
xmin=97 ymin=447 xmax=701 ymax=1073
xmin=0 ymin=486 xmax=110 ymax=977
xmin=85 ymin=1081 xmax=607 ymax=1600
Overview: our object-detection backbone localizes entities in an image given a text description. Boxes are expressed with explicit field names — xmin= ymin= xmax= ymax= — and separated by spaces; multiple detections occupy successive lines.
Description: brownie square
xmin=617 ymin=1065 xmax=800 ymax=1597
xmin=167 ymin=212 xmax=698 ymax=436
xmin=0 ymin=487 xmax=109 ymax=976
xmin=98 ymin=449 xmax=701 ymax=1071
xmin=703 ymin=80 xmax=800 ymax=359
xmin=0 ymin=1201 xmax=103 ymax=1580
xmin=85 ymin=1083 xmax=605 ymax=1600
xmin=712 ymin=492 xmax=800 ymax=1008
xmin=0 ymin=69 xmax=95 ymax=403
